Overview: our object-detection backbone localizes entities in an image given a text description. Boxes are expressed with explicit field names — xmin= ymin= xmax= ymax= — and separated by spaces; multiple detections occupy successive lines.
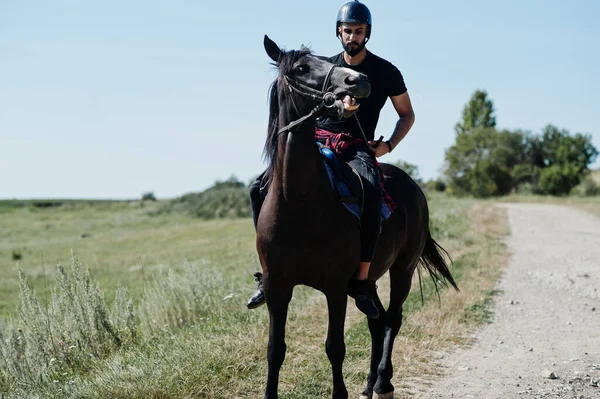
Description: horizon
xmin=2 ymin=0 xmax=599 ymax=199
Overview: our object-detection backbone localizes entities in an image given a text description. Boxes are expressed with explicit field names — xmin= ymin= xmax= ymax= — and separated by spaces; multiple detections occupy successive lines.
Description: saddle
xmin=318 ymin=142 xmax=393 ymax=222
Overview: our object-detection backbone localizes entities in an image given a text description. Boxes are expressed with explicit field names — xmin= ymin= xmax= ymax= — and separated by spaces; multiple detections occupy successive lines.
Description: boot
xmin=349 ymin=279 xmax=380 ymax=319
xmin=246 ymin=272 xmax=265 ymax=309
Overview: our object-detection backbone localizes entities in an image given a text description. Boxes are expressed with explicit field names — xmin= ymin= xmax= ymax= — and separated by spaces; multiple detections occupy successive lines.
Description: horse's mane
xmin=263 ymin=47 xmax=312 ymax=181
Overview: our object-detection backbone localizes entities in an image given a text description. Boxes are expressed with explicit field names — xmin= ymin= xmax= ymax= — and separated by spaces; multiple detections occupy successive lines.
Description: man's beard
xmin=343 ymin=40 xmax=366 ymax=56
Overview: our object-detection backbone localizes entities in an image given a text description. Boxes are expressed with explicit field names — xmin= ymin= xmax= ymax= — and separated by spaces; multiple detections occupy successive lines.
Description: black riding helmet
xmin=336 ymin=1 xmax=372 ymax=40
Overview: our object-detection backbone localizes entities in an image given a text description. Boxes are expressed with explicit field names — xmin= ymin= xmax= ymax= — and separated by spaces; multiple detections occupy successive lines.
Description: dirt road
xmin=416 ymin=203 xmax=600 ymax=399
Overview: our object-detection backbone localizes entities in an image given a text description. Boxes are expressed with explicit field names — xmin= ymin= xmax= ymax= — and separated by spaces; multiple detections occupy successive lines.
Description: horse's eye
xmin=295 ymin=65 xmax=309 ymax=74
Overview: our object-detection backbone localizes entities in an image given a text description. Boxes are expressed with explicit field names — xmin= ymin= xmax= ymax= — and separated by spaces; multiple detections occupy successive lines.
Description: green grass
xmin=0 ymin=195 xmax=495 ymax=398
xmin=0 ymin=200 xmax=259 ymax=316
xmin=461 ymin=289 xmax=502 ymax=325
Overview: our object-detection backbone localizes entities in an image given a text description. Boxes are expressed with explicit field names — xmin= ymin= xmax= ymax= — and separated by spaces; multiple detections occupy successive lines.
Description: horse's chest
xmin=260 ymin=217 xmax=359 ymax=260
xmin=258 ymin=195 xmax=360 ymax=262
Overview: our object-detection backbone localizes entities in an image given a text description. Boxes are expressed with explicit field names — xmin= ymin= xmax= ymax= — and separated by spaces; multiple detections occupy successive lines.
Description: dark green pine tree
xmin=454 ymin=90 xmax=496 ymax=135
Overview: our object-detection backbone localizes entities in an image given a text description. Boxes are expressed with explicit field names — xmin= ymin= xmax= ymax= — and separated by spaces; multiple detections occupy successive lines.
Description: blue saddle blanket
xmin=319 ymin=144 xmax=393 ymax=222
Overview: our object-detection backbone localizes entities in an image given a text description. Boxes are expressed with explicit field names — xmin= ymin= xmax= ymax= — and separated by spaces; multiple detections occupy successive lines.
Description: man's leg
xmin=249 ymin=172 xmax=267 ymax=230
xmin=247 ymin=172 xmax=268 ymax=309
xmin=347 ymin=149 xmax=383 ymax=319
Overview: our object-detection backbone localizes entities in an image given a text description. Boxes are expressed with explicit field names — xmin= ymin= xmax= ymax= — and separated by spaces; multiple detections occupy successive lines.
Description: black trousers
xmin=249 ymin=144 xmax=382 ymax=262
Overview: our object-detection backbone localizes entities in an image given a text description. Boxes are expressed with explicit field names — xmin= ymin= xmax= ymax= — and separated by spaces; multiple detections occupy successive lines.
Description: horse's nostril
xmin=345 ymin=75 xmax=358 ymax=85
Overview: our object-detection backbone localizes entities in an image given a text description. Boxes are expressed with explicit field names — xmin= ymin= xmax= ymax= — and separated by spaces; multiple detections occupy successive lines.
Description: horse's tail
xmin=416 ymin=233 xmax=459 ymax=300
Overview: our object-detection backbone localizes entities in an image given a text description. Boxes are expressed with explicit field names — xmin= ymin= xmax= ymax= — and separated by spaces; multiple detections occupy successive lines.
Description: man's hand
xmin=368 ymin=136 xmax=389 ymax=158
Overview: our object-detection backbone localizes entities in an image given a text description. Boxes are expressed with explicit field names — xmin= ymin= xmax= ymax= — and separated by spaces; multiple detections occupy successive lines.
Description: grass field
xmin=0 ymin=200 xmax=258 ymax=316
xmin=0 ymin=195 xmax=512 ymax=397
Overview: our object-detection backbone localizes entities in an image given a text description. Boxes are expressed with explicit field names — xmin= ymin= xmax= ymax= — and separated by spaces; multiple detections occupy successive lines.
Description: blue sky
xmin=2 ymin=0 xmax=599 ymax=199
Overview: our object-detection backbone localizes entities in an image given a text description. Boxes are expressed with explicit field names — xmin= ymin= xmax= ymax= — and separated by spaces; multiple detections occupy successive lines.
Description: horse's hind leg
xmin=373 ymin=263 xmax=417 ymax=399
xmin=325 ymin=293 xmax=349 ymax=399
xmin=264 ymin=278 xmax=293 ymax=399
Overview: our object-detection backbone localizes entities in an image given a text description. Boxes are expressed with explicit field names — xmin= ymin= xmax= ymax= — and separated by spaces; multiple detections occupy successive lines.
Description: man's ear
xmin=264 ymin=35 xmax=282 ymax=63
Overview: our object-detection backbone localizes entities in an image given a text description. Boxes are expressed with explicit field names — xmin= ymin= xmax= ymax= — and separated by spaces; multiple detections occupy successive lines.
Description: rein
xmin=276 ymin=64 xmax=370 ymax=146
xmin=277 ymin=65 xmax=337 ymax=135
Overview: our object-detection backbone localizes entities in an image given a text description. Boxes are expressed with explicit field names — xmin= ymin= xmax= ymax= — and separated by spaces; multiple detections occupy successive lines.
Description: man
xmin=247 ymin=0 xmax=415 ymax=318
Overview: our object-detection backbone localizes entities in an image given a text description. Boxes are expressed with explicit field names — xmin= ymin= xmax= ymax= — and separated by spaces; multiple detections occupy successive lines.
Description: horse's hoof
xmin=372 ymin=392 xmax=393 ymax=399
xmin=359 ymin=395 xmax=372 ymax=399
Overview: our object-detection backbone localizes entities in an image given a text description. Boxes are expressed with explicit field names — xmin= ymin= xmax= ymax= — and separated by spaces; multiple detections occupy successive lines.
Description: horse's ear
xmin=264 ymin=35 xmax=282 ymax=63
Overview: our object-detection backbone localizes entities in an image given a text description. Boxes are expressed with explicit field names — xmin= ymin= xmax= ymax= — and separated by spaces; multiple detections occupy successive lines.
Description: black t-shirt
xmin=316 ymin=51 xmax=407 ymax=141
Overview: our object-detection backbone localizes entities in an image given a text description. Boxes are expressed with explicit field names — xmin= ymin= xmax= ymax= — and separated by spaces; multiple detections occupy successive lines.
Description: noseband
xmin=277 ymin=64 xmax=338 ymax=134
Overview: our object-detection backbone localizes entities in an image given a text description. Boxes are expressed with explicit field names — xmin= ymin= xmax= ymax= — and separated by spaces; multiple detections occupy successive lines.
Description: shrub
xmin=161 ymin=176 xmax=251 ymax=219
xmin=141 ymin=192 xmax=157 ymax=201
xmin=0 ymin=255 xmax=137 ymax=391
xmin=582 ymin=178 xmax=600 ymax=196
xmin=140 ymin=261 xmax=240 ymax=332
xmin=426 ymin=179 xmax=446 ymax=192
xmin=11 ymin=251 xmax=22 ymax=262
xmin=571 ymin=174 xmax=600 ymax=196
xmin=537 ymin=164 xmax=581 ymax=196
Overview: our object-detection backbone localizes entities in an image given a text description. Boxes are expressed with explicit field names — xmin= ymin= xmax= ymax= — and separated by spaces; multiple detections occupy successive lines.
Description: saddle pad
xmin=319 ymin=144 xmax=393 ymax=222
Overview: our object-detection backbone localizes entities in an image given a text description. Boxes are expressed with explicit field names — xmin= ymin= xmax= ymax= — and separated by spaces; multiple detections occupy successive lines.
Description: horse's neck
xmin=273 ymin=114 xmax=324 ymax=201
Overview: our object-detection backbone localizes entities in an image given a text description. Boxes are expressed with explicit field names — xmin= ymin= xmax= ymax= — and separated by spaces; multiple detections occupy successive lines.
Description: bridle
xmin=276 ymin=62 xmax=370 ymax=145
xmin=277 ymin=64 xmax=338 ymax=135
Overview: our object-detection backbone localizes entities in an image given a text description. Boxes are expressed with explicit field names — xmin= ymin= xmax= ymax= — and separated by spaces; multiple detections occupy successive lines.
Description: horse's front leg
xmin=325 ymin=292 xmax=349 ymax=399
xmin=264 ymin=275 xmax=293 ymax=399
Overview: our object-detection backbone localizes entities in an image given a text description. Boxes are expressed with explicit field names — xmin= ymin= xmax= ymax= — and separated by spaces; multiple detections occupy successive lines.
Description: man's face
xmin=339 ymin=23 xmax=367 ymax=55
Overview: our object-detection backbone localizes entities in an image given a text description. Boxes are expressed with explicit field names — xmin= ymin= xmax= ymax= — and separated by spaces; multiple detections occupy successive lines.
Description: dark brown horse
xmin=257 ymin=35 xmax=458 ymax=399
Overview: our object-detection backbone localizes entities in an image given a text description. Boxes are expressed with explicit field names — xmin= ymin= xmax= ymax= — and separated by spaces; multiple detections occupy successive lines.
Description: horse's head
xmin=264 ymin=35 xmax=370 ymax=121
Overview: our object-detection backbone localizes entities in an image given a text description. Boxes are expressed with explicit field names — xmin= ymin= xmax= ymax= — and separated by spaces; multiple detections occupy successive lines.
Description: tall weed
xmin=0 ymin=255 xmax=136 ymax=393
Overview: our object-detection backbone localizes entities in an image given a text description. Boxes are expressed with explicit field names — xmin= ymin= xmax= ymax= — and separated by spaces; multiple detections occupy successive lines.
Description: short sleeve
xmin=387 ymin=63 xmax=407 ymax=97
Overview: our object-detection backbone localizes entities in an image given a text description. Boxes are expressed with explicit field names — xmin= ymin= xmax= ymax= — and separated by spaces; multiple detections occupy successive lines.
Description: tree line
xmin=441 ymin=90 xmax=598 ymax=197
xmin=165 ymin=90 xmax=598 ymax=219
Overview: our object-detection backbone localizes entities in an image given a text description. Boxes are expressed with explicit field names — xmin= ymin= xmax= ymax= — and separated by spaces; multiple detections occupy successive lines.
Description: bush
xmin=537 ymin=164 xmax=581 ymax=196
xmin=161 ymin=176 xmax=251 ymax=219
xmin=11 ymin=251 xmax=22 ymax=261
xmin=582 ymin=178 xmax=600 ymax=196
xmin=426 ymin=179 xmax=446 ymax=192
xmin=470 ymin=172 xmax=497 ymax=198
xmin=140 ymin=262 xmax=240 ymax=332
xmin=514 ymin=182 xmax=535 ymax=195
xmin=571 ymin=174 xmax=600 ymax=196
xmin=0 ymin=256 xmax=137 ymax=392
xmin=141 ymin=192 xmax=157 ymax=201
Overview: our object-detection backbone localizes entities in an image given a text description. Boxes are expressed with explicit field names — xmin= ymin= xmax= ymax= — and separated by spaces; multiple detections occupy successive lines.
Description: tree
xmin=443 ymin=89 xmax=600 ymax=197
xmin=523 ymin=125 xmax=599 ymax=195
xmin=444 ymin=90 xmax=532 ymax=197
xmin=444 ymin=126 xmax=527 ymax=197
xmin=454 ymin=90 xmax=496 ymax=135
xmin=445 ymin=91 xmax=502 ymax=197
